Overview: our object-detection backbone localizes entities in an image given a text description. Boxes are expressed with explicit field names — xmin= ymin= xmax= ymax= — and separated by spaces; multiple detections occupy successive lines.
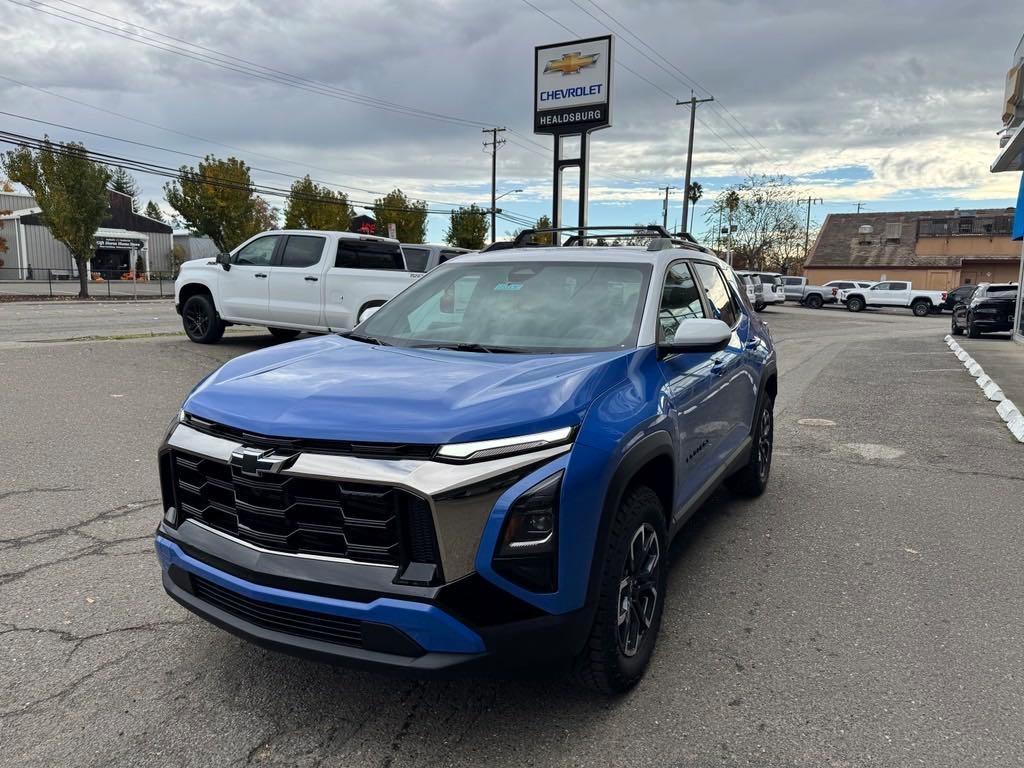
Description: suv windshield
xmin=355 ymin=260 xmax=653 ymax=353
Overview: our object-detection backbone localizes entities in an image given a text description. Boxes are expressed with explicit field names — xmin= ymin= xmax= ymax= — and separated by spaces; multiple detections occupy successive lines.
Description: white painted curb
xmin=947 ymin=338 xmax=1020 ymax=444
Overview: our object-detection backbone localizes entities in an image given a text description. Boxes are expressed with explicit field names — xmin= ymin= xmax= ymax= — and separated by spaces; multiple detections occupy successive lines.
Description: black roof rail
xmin=510 ymin=224 xmax=703 ymax=248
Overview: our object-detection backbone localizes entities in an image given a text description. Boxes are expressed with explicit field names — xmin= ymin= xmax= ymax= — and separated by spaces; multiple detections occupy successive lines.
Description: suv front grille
xmin=169 ymin=450 xmax=438 ymax=567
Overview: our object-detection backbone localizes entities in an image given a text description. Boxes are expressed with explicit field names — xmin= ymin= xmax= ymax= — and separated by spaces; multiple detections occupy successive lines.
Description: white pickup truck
xmin=837 ymin=281 xmax=947 ymax=317
xmin=174 ymin=230 xmax=420 ymax=343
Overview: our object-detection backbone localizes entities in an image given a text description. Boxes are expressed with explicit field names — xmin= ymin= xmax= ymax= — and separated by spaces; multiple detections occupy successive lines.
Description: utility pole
xmin=676 ymin=92 xmax=714 ymax=234
xmin=798 ymin=197 xmax=823 ymax=258
xmin=855 ymin=202 xmax=867 ymax=214
xmin=659 ymin=185 xmax=678 ymax=230
xmin=483 ymin=127 xmax=506 ymax=242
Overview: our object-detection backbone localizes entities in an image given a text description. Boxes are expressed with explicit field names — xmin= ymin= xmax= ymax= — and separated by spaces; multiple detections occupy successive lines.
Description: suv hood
xmin=184 ymin=335 xmax=638 ymax=445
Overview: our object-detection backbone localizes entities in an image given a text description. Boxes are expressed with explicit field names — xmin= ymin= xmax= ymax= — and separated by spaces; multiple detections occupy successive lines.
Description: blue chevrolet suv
xmin=155 ymin=229 xmax=777 ymax=692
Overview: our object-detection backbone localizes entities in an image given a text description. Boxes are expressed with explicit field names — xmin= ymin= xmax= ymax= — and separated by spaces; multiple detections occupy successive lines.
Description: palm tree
xmin=687 ymin=182 xmax=704 ymax=231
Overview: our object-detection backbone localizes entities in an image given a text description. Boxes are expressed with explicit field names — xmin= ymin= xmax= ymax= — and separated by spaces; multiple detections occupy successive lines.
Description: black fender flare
xmin=582 ymin=430 xmax=674 ymax=615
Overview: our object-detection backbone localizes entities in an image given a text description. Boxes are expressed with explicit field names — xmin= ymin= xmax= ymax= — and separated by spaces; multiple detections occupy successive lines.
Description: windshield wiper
xmin=410 ymin=342 xmax=521 ymax=354
xmin=341 ymin=332 xmax=391 ymax=346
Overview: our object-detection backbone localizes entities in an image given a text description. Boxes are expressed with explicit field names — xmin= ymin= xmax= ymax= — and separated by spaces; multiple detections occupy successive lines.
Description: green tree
xmin=3 ymin=139 xmax=110 ymax=297
xmin=144 ymin=200 xmax=165 ymax=223
xmin=109 ymin=166 xmax=140 ymax=212
xmin=686 ymin=181 xmax=703 ymax=232
xmin=444 ymin=204 xmax=488 ymax=249
xmin=0 ymin=180 xmax=12 ymax=261
xmin=283 ymin=175 xmax=352 ymax=231
xmin=532 ymin=214 xmax=553 ymax=245
xmin=164 ymin=155 xmax=271 ymax=252
xmin=372 ymin=189 xmax=427 ymax=243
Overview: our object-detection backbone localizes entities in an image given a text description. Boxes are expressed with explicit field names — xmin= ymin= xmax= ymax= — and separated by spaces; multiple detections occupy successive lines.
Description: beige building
xmin=804 ymin=208 xmax=1020 ymax=291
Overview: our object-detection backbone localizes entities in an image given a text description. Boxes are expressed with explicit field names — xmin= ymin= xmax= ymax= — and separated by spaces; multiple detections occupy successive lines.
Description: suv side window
xmin=658 ymin=262 xmax=705 ymax=342
xmin=336 ymin=240 xmax=405 ymax=270
xmin=692 ymin=262 xmax=739 ymax=328
xmin=278 ymin=235 xmax=325 ymax=268
xmin=233 ymin=236 xmax=278 ymax=266
xmin=402 ymin=247 xmax=430 ymax=272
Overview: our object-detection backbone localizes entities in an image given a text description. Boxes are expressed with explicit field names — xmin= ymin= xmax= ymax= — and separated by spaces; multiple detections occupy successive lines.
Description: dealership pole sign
xmin=534 ymin=35 xmax=613 ymax=235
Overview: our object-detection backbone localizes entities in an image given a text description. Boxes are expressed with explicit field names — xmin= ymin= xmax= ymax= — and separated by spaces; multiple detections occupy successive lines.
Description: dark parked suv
xmin=155 ymin=227 xmax=778 ymax=692
xmin=951 ymin=283 xmax=1018 ymax=337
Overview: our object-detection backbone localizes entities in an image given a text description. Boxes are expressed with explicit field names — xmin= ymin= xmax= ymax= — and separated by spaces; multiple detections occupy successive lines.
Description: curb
xmin=945 ymin=334 xmax=1023 ymax=444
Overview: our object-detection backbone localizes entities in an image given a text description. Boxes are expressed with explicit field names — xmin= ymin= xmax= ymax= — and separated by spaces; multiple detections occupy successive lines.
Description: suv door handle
xmin=254 ymin=273 xmax=268 ymax=278
xmin=304 ymin=276 xmax=319 ymax=282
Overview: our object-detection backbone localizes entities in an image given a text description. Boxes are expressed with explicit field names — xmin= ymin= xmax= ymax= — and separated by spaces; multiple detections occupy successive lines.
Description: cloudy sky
xmin=1 ymin=0 xmax=1021 ymax=242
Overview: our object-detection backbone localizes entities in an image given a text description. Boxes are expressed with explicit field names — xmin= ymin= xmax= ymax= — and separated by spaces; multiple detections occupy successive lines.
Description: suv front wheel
xmin=576 ymin=486 xmax=667 ymax=694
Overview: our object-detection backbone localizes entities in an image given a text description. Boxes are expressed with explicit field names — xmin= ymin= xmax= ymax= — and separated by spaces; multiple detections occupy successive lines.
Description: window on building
xmin=278 ymin=235 xmax=325 ymax=268
xmin=958 ymin=218 xmax=975 ymax=234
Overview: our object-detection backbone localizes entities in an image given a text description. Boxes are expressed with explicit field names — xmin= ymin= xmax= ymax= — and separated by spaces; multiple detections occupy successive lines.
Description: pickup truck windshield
xmin=356 ymin=260 xmax=652 ymax=353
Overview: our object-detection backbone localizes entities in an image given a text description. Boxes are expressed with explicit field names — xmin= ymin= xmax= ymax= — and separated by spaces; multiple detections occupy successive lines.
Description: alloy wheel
xmin=757 ymin=404 xmax=773 ymax=483
xmin=617 ymin=523 xmax=660 ymax=657
xmin=185 ymin=304 xmax=209 ymax=338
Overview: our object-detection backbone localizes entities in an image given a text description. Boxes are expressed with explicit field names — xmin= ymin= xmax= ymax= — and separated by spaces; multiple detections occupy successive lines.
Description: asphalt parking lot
xmin=1 ymin=303 xmax=1022 ymax=767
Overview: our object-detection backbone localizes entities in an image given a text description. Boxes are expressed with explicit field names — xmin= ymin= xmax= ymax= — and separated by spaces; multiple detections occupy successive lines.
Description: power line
xmin=0 ymin=129 xmax=472 ymax=215
xmin=581 ymin=0 xmax=773 ymax=160
xmin=519 ymin=0 xmax=742 ymax=159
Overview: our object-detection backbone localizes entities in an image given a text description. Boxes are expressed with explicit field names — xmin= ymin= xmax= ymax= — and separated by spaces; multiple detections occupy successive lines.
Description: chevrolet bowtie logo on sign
xmin=544 ymin=52 xmax=600 ymax=76
xmin=535 ymin=35 xmax=612 ymax=136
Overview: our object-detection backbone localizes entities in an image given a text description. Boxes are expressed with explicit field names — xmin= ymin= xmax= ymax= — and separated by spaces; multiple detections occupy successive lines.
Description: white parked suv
xmin=400 ymin=243 xmax=473 ymax=273
xmin=175 ymin=230 xmax=420 ymax=343
xmin=837 ymin=281 xmax=947 ymax=317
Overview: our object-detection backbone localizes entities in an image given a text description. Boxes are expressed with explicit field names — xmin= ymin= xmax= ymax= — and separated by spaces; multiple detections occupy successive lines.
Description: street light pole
xmin=659 ymin=185 xmax=678 ymax=230
xmin=676 ymin=92 xmax=714 ymax=235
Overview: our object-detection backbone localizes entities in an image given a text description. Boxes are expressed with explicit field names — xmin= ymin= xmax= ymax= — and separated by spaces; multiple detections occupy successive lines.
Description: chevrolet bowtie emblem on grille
xmin=544 ymin=51 xmax=599 ymax=76
xmin=230 ymin=446 xmax=297 ymax=476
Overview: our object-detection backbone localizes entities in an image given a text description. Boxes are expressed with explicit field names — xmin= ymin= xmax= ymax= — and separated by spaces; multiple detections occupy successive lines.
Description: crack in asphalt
xmin=0 ymin=531 xmax=156 ymax=586
xmin=0 ymin=485 xmax=83 ymax=504
xmin=0 ymin=496 xmax=159 ymax=551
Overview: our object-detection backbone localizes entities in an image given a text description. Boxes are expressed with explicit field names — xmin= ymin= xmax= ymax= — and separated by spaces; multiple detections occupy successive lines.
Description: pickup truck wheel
xmin=182 ymin=294 xmax=225 ymax=344
xmin=268 ymin=328 xmax=301 ymax=341
xmin=575 ymin=486 xmax=666 ymax=694
xmin=727 ymin=394 xmax=774 ymax=497
xmin=806 ymin=294 xmax=823 ymax=309
xmin=911 ymin=300 xmax=931 ymax=317
xmin=846 ymin=296 xmax=865 ymax=312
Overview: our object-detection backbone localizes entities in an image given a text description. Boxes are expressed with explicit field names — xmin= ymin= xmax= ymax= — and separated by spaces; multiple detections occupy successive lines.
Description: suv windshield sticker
xmin=494 ymin=283 xmax=523 ymax=292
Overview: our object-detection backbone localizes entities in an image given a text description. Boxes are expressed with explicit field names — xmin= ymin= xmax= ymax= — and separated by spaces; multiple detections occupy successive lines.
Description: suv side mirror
xmin=215 ymin=253 xmax=232 ymax=271
xmin=659 ymin=319 xmax=732 ymax=355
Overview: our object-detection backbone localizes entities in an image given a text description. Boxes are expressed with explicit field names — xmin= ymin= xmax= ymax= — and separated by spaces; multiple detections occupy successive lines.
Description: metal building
xmin=0 ymin=189 xmax=173 ymax=279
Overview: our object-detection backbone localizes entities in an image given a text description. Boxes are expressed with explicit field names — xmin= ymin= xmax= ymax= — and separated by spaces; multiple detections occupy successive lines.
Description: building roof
xmin=806 ymin=207 xmax=1018 ymax=269
xmin=17 ymin=189 xmax=172 ymax=235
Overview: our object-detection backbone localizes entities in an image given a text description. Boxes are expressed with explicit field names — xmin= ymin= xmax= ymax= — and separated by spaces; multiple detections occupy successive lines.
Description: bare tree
xmin=703 ymin=174 xmax=806 ymax=273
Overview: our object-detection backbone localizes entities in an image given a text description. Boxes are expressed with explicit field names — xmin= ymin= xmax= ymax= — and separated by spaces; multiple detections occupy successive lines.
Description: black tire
xmin=911 ymin=300 xmax=930 ymax=318
xmin=575 ymin=486 xmax=667 ymax=694
xmin=181 ymin=293 xmax=225 ymax=344
xmin=951 ymin=317 xmax=963 ymax=336
xmin=968 ymin=321 xmax=981 ymax=338
xmin=806 ymin=293 xmax=824 ymax=309
xmin=846 ymin=296 xmax=865 ymax=312
xmin=754 ymin=301 xmax=766 ymax=312
xmin=727 ymin=394 xmax=774 ymax=497
xmin=268 ymin=327 xmax=301 ymax=341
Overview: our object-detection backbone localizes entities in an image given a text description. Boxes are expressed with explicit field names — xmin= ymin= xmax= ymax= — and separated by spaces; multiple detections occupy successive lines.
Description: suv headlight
xmin=436 ymin=426 xmax=574 ymax=462
xmin=493 ymin=471 xmax=562 ymax=592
